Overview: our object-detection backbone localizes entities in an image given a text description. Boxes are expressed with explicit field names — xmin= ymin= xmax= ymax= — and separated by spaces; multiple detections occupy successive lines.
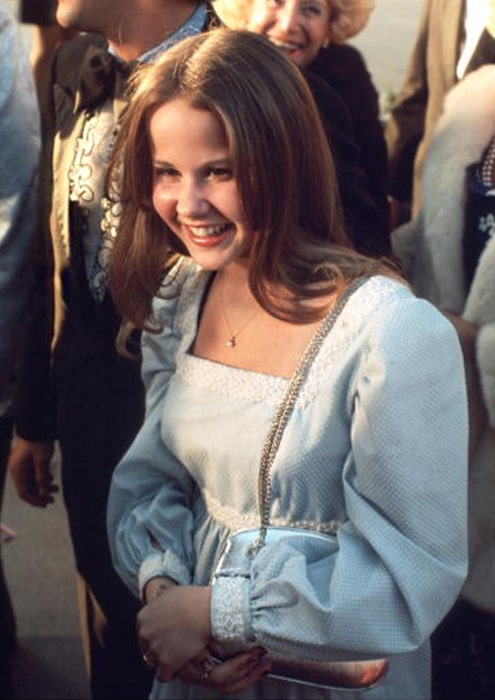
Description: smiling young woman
xmin=149 ymin=99 xmax=253 ymax=272
xmin=106 ymin=28 xmax=468 ymax=700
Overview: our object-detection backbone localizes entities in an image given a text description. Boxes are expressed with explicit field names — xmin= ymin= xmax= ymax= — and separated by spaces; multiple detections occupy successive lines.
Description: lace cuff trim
xmin=211 ymin=575 xmax=253 ymax=647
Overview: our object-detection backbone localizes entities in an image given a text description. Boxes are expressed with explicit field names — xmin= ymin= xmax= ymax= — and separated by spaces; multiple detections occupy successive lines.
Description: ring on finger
xmin=142 ymin=651 xmax=155 ymax=668
xmin=194 ymin=656 xmax=215 ymax=683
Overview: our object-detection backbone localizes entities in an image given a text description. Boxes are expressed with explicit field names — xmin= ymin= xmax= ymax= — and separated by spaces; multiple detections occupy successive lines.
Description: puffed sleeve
xmin=107 ymin=262 xmax=199 ymax=599
xmin=211 ymin=297 xmax=468 ymax=661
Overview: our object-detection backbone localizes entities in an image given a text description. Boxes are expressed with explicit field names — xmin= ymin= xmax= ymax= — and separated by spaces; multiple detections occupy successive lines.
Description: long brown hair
xmin=108 ymin=28 xmax=384 ymax=329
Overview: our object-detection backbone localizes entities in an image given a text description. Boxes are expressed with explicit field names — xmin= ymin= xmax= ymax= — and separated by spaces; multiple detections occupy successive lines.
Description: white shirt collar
xmin=457 ymin=0 xmax=490 ymax=78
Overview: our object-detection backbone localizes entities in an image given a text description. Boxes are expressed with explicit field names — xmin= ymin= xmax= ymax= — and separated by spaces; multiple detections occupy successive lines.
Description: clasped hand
xmin=137 ymin=584 xmax=270 ymax=693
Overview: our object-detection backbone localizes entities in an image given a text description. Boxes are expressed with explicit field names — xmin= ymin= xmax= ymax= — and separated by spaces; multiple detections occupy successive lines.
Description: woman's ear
xmin=323 ymin=21 xmax=333 ymax=48
xmin=326 ymin=4 xmax=342 ymax=46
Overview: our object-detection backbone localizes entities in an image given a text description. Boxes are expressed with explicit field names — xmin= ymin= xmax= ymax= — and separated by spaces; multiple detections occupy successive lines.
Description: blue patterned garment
xmin=108 ymin=260 xmax=469 ymax=700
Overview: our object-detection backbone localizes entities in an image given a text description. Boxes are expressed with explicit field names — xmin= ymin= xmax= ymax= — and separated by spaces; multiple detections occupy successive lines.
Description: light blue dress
xmin=107 ymin=258 xmax=468 ymax=700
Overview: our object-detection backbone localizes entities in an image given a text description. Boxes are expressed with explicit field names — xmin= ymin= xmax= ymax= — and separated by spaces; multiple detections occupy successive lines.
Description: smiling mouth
xmin=186 ymin=223 xmax=232 ymax=239
xmin=269 ymin=38 xmax=302 ymax=53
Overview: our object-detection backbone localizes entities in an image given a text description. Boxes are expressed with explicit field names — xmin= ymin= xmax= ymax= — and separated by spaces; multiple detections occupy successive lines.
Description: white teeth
xmin=271 ymin=39 xmax=300 ymax=52
xmin=189 ymin=223 xmax=229 ymax=238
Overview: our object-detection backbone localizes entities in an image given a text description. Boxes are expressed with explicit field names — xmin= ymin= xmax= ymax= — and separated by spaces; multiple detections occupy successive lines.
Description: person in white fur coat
xmin=392 ymin=63 xmax=495 ymax=699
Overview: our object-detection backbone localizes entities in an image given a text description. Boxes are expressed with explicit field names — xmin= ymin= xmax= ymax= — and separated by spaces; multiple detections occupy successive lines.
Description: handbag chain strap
xmin=254 ymin=276 xmax=367 ymax=552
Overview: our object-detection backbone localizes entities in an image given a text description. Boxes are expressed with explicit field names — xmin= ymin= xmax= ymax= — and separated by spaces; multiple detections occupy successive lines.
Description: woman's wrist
xmin=143 ymin=575 xmax=178 ymax=603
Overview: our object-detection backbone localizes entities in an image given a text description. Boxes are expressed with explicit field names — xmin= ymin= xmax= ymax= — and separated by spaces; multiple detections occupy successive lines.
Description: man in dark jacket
xmin=8 ymin=2 xmax=220 ymax=698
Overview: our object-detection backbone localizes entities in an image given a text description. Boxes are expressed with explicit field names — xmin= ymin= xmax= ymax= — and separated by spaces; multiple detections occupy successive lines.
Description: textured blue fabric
xmin=108 ymin=258 xmax=469 ymax=699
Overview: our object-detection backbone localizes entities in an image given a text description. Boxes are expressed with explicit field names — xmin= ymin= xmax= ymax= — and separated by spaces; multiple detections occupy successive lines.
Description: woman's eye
xmin=301 ymin=2 xmax=324 ymax=16
xmin=154 ymin=166 xmax=180 ymax=180
xmin=206 ymin=167 xmax=232 ymax=180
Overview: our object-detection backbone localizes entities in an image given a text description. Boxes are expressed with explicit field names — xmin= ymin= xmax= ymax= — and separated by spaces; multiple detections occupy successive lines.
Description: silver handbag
xmin=211 ymin=279 xmax=388 ymax=690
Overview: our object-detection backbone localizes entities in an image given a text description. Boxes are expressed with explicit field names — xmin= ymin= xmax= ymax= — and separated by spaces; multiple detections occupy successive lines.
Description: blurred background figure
xmin=212 ymin=0 xmax=251 ymax=28
xmin=392 ymin=63 xmax=495 ymax=700
xmin=215 ymin=0 xmax=391 ymax=255
xmin=307 ymin=0 xmax=389 ymax=229
xmin=0 ymin=4 xmax=40 ymax=698
xmin=386 ymin=0 xmax=495 ymax=225
xmin=7 ymin=1 xmax=221 ymax=698
xmin=217 ymin=0 xmax=388 ymax=233
xmin=18 ymin=0 xmax=77 ymax=105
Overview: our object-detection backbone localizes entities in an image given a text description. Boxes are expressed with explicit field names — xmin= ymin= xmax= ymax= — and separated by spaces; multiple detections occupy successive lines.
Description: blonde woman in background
xmin=215 ymin=0 xmax=374 ymax=54
xmin=215 ymin=0 xmax=389 ymax=232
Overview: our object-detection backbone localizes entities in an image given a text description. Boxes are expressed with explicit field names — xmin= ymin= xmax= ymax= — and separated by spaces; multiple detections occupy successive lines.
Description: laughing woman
xmin=106 ymin=29 xmax=468 ymax=700
xmin=215 ymin=0 xmax=389 ymax=232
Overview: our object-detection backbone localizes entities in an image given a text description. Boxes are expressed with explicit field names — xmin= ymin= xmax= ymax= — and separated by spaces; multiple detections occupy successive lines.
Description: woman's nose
xmin=176 ymin=179 xmax=210 ymax=218
xmin=277 ymin=0 xmax=300 ymax=32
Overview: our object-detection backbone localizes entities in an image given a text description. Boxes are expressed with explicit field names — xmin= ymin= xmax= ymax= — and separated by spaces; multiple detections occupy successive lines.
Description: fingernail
xmin=250 ymin=659 xmax=272 ymax=675
xmin=248 ymin=653 xmax=267 ymax=668
xmin=250 ymin=648 xmax=266 ymax=661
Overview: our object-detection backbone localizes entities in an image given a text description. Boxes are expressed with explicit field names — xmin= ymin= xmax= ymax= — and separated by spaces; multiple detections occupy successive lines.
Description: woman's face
xmin=248 ymin=0 xmax=332 ymax=68
xmin=150 ymin=98 xmax=254 ymax=272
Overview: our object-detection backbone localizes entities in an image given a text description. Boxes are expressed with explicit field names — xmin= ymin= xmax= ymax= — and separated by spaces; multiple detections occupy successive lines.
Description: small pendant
xmin=226 ymin=337 xmax=236 ymax=348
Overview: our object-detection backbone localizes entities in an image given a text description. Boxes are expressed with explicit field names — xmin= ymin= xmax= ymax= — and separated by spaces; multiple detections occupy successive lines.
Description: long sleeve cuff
xmin=138 ymin=551 xmax=192 ymax=600
xmin=210 ymin=574 xmax=255 ymax=654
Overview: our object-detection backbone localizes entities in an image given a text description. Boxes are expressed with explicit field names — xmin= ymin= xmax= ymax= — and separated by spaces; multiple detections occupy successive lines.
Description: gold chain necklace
xmin=218 ymin=285 xmax=260 ymax=349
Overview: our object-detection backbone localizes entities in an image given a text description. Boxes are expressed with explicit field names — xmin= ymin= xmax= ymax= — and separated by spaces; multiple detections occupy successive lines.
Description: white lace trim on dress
xmin=203 ymin=489 xmax=344 ymax=535
xmin=167 ymin=268 xmax=401 ymax=409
